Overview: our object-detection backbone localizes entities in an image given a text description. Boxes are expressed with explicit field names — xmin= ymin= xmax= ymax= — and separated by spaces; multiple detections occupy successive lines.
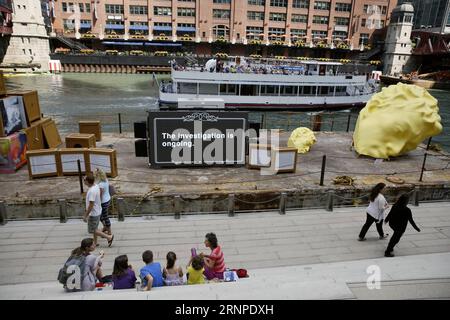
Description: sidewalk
xmin=0 ymin=202 xmax=449 ymax=298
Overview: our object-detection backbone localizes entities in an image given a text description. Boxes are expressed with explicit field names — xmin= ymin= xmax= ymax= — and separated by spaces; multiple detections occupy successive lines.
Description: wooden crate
xmin=65 ymin=133 xmax=96 ymax=148
xmin=22 ymin=121 xmax=45 ymax=150
xmin=79 ymin=121 xmax=101 ymax=141
xmin=7 ymin=90 xmax=41 ymax=125
xmin=42 ymin=119 xmax=62 ymax=148
xmin=26 ymin=149 xmax=60 ymax=179
xmin=57 ymin=148 xmax=89 ymax=175
xmin=87 ymin=148 xmax=118 ymax=178
xmin=0 ymin=70 xmax=5 ymax=96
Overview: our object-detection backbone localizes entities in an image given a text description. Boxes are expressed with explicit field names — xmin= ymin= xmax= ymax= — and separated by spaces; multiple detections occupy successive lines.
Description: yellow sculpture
xmin=353 ymin=83 xmax=442 ymax=159
xmin=288 ymin=127 xmax=317 ymax=153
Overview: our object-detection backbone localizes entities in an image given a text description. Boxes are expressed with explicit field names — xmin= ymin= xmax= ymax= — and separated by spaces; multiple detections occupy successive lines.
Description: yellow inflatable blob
xmin=353 ymin=83 xmax=442 ymax=159
xmin=288 ymin=127 xmax=317 ymax=153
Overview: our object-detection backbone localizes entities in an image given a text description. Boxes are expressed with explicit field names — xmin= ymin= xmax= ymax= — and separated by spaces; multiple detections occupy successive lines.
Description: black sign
xmin=147 ymin=111 xmax=248 ymax=167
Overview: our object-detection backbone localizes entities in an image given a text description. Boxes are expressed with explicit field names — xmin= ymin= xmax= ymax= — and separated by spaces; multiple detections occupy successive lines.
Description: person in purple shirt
xmin=112 ymin=255 xmax=137 ymax=290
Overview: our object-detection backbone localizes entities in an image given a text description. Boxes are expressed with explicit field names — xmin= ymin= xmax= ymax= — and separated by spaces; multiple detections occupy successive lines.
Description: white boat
xmin=158 ymin=56 xmax=378 ymax=110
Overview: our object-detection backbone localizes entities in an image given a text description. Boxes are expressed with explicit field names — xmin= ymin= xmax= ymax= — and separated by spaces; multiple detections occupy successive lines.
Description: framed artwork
xmin=88 ymin=148 xmax=118 ymax=177
xmin=270 ymin=147 xmax=297 ymax=173
xmin=0 ymin=96 xmax=27 ymax=136
xmin=247 ymin=143 xmax=271 ymax=169
xmin=57 ymin=148 xmax=89 ymax=175
xmin=26 ymin=149 xmax=60 ymax=179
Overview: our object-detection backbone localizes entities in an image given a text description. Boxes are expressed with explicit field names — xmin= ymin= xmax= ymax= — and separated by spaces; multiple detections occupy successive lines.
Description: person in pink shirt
xmin=199 ymin=232 xmax=225 ymax=280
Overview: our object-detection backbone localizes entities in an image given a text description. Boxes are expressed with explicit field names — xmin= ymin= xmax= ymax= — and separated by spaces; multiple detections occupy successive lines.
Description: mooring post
xmin=326 ymin=191 xmax=334 ymax=212
xmin=320 ymin=155 xmax=327 ymax=186
xmin=279 ymin=192 xmax=287 ymax=215
xmin=228 ymin=194 xmax=235 ymax=217
xmin=419 ymin=152 xmax=428 ymax=182
xmin=174 ymin=195 xmax=181 ymax=220
xmin=346 ymin=114 xmax=351 ymax=132
xmin=0 ymin=201 xmax=7 ymax=225
xmin=118 ymin=113 xmax=122 ymax=134
xmin=412 ymin=187 xmax=420 ymax=207
xmin=117 ymin=197 xmax=125 ymax=221
xmin=58 ymin=199 xmax=67 ymax=223
xmin=77 ymin=160 xmax=84 ymax=194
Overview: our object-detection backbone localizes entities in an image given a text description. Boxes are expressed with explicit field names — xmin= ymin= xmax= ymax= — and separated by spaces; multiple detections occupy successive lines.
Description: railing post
xmin=228 ymin=194 xmax=235 ymax=217
xmin=326 ymin=191 xmax=334 ymax=212
xmin=117 ymin=197 xmax=125 ymax=221
xmin=320 ymin=155 xmax=327 ymax=186
xmin=412 ymin=188 xmax=419 ymax=207
xmin=419 ymin=152 xmax=428 ymax=182
xmin=279 ymin=192 xmax=287 ymax=215
xmin=77 ymin=160 xmax=84 ymax=194
xmin=346 ymin=114 xmax=351 ymax=132
xmin=0 ymin=201 xmax=7 ymax=225
xmin=58 ymin=199 xmax=68 ymax=223
xmin=330 ymin=120 xmax=334 ymax=132
xmin=174 ymin=195 xmax=181 ymax=220
xmin=118 ymin=113 xmax=122 ymax=134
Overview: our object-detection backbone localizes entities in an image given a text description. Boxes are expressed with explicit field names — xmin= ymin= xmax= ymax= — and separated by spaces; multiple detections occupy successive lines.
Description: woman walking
xmin=358 ymin=183 xmax=390 ymax=241
xmin=384 ymin=194 xmax=421 ymax=257
xmin=95 ymin=168 xmax=112 ymax=235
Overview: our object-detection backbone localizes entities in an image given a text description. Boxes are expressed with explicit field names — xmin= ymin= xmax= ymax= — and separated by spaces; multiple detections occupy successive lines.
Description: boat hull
xmin=380 ymin=75 xmax=450 ymax=90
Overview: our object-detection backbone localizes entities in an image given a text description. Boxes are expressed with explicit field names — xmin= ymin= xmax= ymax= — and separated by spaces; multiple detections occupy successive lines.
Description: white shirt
xmin=367 ymin=194 xmax=388 ymax=221
xmin=86 ymin=184 xmax=102 ymax=217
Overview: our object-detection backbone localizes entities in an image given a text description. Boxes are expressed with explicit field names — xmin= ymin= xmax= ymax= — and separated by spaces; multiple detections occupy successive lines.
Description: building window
xmin=335 ymin=2 xmax=351 ymax=12
xmin=213 ymin=9 xmax=230 ymax=19
xmin=291 ymin=28 xmax=307 ymax=38
xmin=292 ymin=0 xmax=309 ymax=8
xmin=334 ymin=17 xmax=349 ymax=26
xmin=291 ymin=14 xmax=307 ymax=23
xmin=246 ymin=26 xmax=264 ymax=38
xmin=248 ymin=0 xmax=265 ymax=5
xmin=382 ymin=6 xmax=387 ymax=15
xmin=364 ymin=4 xmax=380 ymax=14
xmin=179 ymin=0 xmax=195 ymax=2
xmin=248 ymin=11 xmax=265 ymax=20
xmin=86 ymin=3 xmax=90 ymax=13
xmin=63 ymin=19 xmax=75 ymax=31
xmin=270 ymin=13 xmax=287 ymax=21
xmin=268 ymin=27 xmax=285 ymax=40
xmin=213 ymin=0 xmax=231 ymax=3
xmin=361 ymin=18 xmax=366 ymax=27
xmin=313 ymin=15 xmax=328 ymax=24
xmin=332 ymin=30 xmax=347 ymax=39
xmin=105 ymin=4 xmax=124 ymax=14
xmin=213 ymin=25 xmax=230 ymax=37
xmin=130 ymin=21 xmax=149 ymax=35
xmin=359 ymin=33 xmax=369 ymax=45
xmin=178 ymin=8 xmax=195 ymax=17
xmin=314 ymin=1 xmax=330 ymax=10
xmin=154 ymin=7 xmax=172 ymax=16
xmin=79 ymin=3 xmax=84 ymax=13
xmin=62 ymin=2 xmax=67 ymax=12
xmin=312 ymin=30 xmax=327 ymax=38
xmin=270 ymin=0 xmax=287 ymax=7
xmin=129 ymin=5 xmax=148 ymax=15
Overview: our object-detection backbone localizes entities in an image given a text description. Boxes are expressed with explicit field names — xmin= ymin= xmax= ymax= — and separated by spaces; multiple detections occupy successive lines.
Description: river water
xmin=4 ymin=73 xmax=450 ymax=151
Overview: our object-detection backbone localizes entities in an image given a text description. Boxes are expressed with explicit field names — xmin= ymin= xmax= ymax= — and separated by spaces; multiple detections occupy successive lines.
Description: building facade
xmin=0 ymin=0 xmax=13 ymax=63
xmin=399 ymin=0 xmax=450 ymax=34
xmin=50 ymin=0 xmax=398 ymax=50
xmin=383 ymin=2 xmax=414 ymax=75
xmin=2 ymin=0 xmax=50 ymax=72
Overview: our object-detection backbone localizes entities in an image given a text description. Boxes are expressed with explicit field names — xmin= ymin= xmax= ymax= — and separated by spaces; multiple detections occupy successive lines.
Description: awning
xmin=177 ymin=27 xmax=196 ymax=32
xmin=105 ymin=24 xmax=124 ymax=30
xmin=102 ymin=41 xmax=144 ymax=45
xmin=129 ymin=25 xmax=149 ymax=31
xmin=145 ymin=43 xmax=182 ymax=46
xmin=153 ymin=26 xmax=172 ymax=31
xmin=80 ymin=22 xmax=91 ymax=28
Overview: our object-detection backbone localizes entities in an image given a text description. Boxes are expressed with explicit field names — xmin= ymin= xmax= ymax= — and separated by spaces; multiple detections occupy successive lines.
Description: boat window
xmin=199 ymin=83 xmax=219 ymax=95
xmin=220 ymin=84 xmax=238 ymax=95
xmin=335 ymin=86 xmax=347 ymax=96
xmin=303 ymin=86 xmax=312 ymax=95
xmin=179 ymin=82 xmax=197 ymax=94
xmin=319 ymin=86 xmax=334 ymax=95
xmin=241 ymin=84 xmax=256 ymax=96
xmin=261 ymin=85 xmax=279 ymax=96
xmin=281 ymin=86 xmax=297 ymax=95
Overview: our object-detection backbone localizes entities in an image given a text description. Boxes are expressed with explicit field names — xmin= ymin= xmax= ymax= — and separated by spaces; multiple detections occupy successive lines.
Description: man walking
xmin=83 ymin=173 xmax=114 ymax=247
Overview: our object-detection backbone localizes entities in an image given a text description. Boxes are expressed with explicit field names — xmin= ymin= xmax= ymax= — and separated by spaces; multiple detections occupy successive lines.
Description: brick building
xmin=50 ymin=0 xmax=398 ymax=53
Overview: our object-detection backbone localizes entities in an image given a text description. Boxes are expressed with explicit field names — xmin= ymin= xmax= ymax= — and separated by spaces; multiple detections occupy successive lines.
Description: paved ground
xmin=0 ymin=202 xmax=449 ymax=292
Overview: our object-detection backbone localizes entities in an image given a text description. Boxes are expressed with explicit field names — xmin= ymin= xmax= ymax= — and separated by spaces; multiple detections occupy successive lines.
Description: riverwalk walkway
xmin=0 ymin=202 xmax=449 ymax=299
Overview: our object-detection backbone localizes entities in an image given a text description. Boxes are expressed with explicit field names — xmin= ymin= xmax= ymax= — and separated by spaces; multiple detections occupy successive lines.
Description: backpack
xmin=57 ymin=255 xmax=86 ymax=291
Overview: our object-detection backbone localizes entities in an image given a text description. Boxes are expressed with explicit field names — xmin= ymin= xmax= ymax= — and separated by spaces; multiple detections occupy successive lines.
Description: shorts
xmin=88 ymin=215 xmax=100 ymax=234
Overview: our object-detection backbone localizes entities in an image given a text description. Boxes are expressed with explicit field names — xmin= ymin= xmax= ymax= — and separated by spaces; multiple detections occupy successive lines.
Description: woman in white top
xmin=95 ymin=168 xmax=112 ymax=235
xmin=358 ymin=183 xmax=389 ymax=241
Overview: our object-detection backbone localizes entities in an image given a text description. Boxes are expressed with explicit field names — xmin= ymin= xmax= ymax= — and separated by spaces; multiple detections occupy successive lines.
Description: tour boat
xmin=157 ymin=56 xmax=379 ymax=110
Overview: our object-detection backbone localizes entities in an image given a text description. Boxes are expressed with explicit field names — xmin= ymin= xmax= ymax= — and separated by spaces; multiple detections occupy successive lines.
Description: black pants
xmin=385 ymin=230 xmax=404 ymax=254
xmin=359 ymin=213 xmax=385 ymax=239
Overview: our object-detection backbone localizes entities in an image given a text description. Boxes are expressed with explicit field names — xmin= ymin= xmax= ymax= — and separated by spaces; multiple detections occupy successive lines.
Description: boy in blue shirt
xmin=139 ymin=250 xmax=164 ymax=291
